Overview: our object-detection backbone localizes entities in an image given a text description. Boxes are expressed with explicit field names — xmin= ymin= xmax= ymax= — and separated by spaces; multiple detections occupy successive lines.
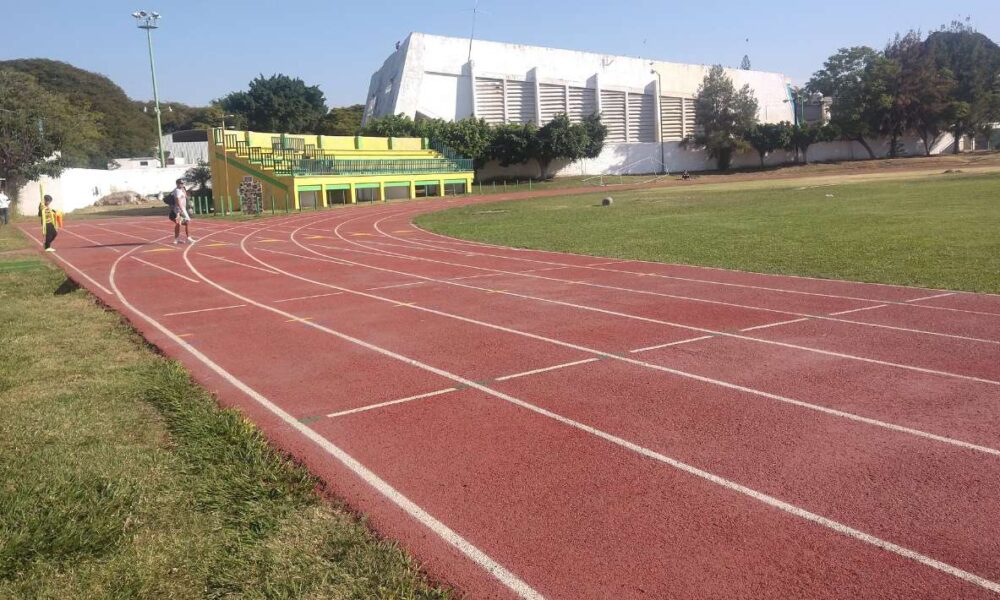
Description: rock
xmin=602 ymin=197 xmax=613 ymax=206
xmin=95 ymin=191 xmax=144 ymax=206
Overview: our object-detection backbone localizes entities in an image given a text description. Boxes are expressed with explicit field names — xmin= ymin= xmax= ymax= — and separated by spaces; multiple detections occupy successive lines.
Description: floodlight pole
xmin=134 ymin=11 xmax=166 ymax=168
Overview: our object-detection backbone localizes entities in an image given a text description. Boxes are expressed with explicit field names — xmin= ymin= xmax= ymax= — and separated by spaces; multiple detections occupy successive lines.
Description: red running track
xmin=20 ymin=197 xmax=1000 ymax=600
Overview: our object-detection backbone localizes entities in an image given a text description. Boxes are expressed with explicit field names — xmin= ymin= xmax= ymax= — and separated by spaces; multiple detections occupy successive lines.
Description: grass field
xmin=417 ymin=171 xmax=1000 ymax=294
xmin=0 ymin=226 xmax=449 ymax=599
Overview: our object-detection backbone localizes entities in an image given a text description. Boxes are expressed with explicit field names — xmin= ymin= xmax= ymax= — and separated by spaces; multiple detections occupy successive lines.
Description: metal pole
xmin=144 ymin=27 xmax=166 ymax=168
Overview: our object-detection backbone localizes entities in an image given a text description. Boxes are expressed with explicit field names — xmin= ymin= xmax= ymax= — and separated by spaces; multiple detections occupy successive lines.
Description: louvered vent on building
xmin=627 ymin=93 xmax=656 ymax=143
xmin=539 ymin=84 xmax=567 ymax=124
xmin=568 ymin=86 xmax=597 ymax=123
xmin=683 ymin=98 xmax=700 ymax=136
xmin=505 ymin=79 xmax=536 ymax=124
xmin=660 ymin=96 xmax=684 ymax=141
xmin=475 ymin=78 xmax=505 ymax=124
xmin=600 ymin=90 xmax=626 ymax=142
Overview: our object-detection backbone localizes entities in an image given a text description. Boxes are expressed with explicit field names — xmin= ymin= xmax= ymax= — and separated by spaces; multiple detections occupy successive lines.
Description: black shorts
xmin=168 ymin=210 xmax=177 ymax=222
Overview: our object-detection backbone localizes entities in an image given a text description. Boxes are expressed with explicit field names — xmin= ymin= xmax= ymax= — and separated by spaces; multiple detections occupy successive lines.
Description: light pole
xmin=132 ymin=10 xmax=166 ymax=168
xmin=650 ymin=68 xmax=667 ymax=175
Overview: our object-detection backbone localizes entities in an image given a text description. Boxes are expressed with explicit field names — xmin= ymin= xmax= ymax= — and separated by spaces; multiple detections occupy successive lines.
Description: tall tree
xmin=0 ymin=70 xmax=100 ymax=200
xmin=925 ymin=23 xmax=1000 ymax=152
xmin=688 ymin=65 xmax=759 ymax=170
xmin=807 ymin=47 xmax=883 ymax=158
xmin=219 ymin=74 xmax=328 ymax=133
xmin=885 ymin=31 xmax=956 ymax=155
xmin=745 ymin=122 xmax=791 ymax=167
xmin=535 ymin=114 xmax=589 ymax=179
xmin=440 ymin=118 xmax=495 ymax=169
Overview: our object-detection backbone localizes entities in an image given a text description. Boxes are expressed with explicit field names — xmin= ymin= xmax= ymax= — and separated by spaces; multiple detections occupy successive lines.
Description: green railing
xmin=275 ymin=157 xmax=473 ymax=177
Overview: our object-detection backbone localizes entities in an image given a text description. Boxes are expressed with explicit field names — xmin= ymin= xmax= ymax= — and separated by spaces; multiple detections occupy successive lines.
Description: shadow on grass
xmin=53 ymin=278 xmax=80 ymax=296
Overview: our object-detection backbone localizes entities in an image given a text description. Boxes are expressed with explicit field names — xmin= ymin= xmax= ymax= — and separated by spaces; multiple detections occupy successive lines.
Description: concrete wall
xmin=476 ymin=132 xmax=966 ymax=179
xmin=17 ymin=165 xmax=189 ymax=215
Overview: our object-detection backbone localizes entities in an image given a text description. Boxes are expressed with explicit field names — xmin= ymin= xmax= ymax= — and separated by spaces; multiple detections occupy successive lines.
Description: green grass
xmin=0 ymin=225 xmax=450 ymax=599
xmin=417 ymin=171 xmax=1000 ymax=293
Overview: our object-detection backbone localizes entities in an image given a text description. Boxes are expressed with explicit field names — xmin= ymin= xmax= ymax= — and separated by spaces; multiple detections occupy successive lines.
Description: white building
xmin=365 ymin=32 xmax=797 ymax=175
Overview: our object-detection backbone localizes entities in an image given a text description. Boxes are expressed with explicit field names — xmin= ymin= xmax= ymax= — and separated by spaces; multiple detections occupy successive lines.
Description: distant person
xmin=40 ymin=194 xmax=61 ymax=252
xmin=169 ymin=179 xmax=195 ymax=244
xmin=681 ymin=170 xmax=691 ymax=180
xmin=0 ymin=189 xmax=9 ymax=225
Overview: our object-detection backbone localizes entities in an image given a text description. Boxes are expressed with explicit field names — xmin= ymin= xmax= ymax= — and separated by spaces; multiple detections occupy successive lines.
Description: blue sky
xmin=1 ymin=0 xmax=997 ymax=108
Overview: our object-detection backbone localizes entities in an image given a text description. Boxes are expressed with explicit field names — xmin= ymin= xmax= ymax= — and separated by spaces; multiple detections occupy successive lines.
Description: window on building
xmin=326 ymin=189 xmax=351 ymax=205
xmin=414 ymin=184 xmax=439 ymax=198
xmin=355 ymin=187 xmax=380 ymax=202
xmin=384 ymin=185 xmax=410 ymax=200
xmin=443 ymin=182 xmax=466 ymax=196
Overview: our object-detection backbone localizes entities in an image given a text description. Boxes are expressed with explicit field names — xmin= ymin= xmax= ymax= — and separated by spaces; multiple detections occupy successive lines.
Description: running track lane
xmin=19 ymin=197 xmax=1000 ymax=599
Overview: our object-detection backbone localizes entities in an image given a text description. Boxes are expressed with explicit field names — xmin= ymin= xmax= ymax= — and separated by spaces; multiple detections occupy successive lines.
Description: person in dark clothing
xmin=40 ymin=195 xmax=60 ymax=252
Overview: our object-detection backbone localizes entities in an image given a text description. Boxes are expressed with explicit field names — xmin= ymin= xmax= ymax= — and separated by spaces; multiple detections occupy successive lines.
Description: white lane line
xmin=218 ymin=230 xmax=1000 ymax=594
xmin=494 ymin=358 xmax=600 ymax=382
xmin=322 ymin=224 xmax=1000 ymax=385
xmin=585 ymin=260 xmax=626 ymax=267
xmin=105 ymin=242 xmax=541 ymax=600
xmin=358 ymin=223 xmax=1000 ymax=344
xmin=740 ymin=318 xmax=810 ymax=332
xmin=273 ymin=291 xmax=344 ymax=303
xmin=131 ymin=257 xmax=200 ymax=283
xmin=59 ymin=228 xmax=122 ymax=253
xmin=257 ymin=246 xmax=357 ymax=267
xmin=325 ymin=388 xmax=459 ymax=418
xmin=828 ymin=304 xmax=889 ymax=316
xmin=395 ymin=222 xmax=1000 ymax=318
xmin=22 ymin=229 xmax=115 ymax=295
xmin=630 ymin=336 xmax=715 ymax=353
xmin=367 ymin=281 xmax=427 ymax=291
xmin=163 ymin=304 xmax=247 ymax=317
xmin=907 ymin=292 xmax=957 ymax=303
xmin=449 ymin=272 xmax=503 ymax=281
xmin=199 ymin=253 xmax=280 ymax=274
xmin=272 ymin=231 xmax=1000 ymax=455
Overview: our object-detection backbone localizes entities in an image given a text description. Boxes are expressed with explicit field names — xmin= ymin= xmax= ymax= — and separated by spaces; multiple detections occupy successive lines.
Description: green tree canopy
xmin=745 ymin=122 xmax=792 ymax=167
xmin=807 ymin=47 xmax=883 ymax=158
xmin=0 ymin=59 xmax=154 ymax=167
xmin=689 ymin=65 xmax=759 ymax=170
xmin=0 ymin=69 xmax=101 ymax=196
xmin=925 ymin=23 xmax=1000 ymax=150
xmin=219 ymin=74 xmax=328 ymax=133
xmin=315 ymin=105 xmax=365 ymax=136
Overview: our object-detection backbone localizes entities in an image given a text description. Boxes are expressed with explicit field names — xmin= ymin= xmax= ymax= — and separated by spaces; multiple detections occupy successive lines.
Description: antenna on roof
xmin=467 ymin=0 xmax=479 ymax=62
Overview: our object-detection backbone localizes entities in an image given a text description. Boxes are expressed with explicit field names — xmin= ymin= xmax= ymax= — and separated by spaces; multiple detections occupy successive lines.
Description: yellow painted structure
xmin=208 ymin=128 xmax=474 ymax=213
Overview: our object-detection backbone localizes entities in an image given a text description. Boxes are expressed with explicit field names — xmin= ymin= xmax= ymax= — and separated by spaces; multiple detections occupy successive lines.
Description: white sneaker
xmin=173 ymin=238 xmax=181 ymax=245
xmin=187 ymin=237 xmax=196 ymax=243
xmin=45 ymin=248 xmax=56 ymax=252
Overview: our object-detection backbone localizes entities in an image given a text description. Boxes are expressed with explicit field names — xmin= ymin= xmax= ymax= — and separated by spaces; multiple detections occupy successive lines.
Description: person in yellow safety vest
xmin=40 ymin=194 xmax=61 ymax=252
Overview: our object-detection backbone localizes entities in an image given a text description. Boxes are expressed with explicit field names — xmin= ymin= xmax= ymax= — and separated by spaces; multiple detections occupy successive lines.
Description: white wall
xmin=17 ymin=165 xmax=189 ymax=215
xmin=477 ymin=131 xmax=968 ymax=179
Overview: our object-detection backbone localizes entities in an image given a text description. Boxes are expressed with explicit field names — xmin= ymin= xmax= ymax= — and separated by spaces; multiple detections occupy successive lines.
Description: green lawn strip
xmin=0 ymin=225 xmax=450 ymax=599
xmin=417 ymin=171 xmax=1000 ymax=294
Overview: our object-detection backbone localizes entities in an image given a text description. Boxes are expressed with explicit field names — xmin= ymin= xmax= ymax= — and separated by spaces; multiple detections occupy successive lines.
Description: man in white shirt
xmin=170 ymin=179 xmax=194 ymax=244
xmin=0 ymin=189 xmax=10 ymax=225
